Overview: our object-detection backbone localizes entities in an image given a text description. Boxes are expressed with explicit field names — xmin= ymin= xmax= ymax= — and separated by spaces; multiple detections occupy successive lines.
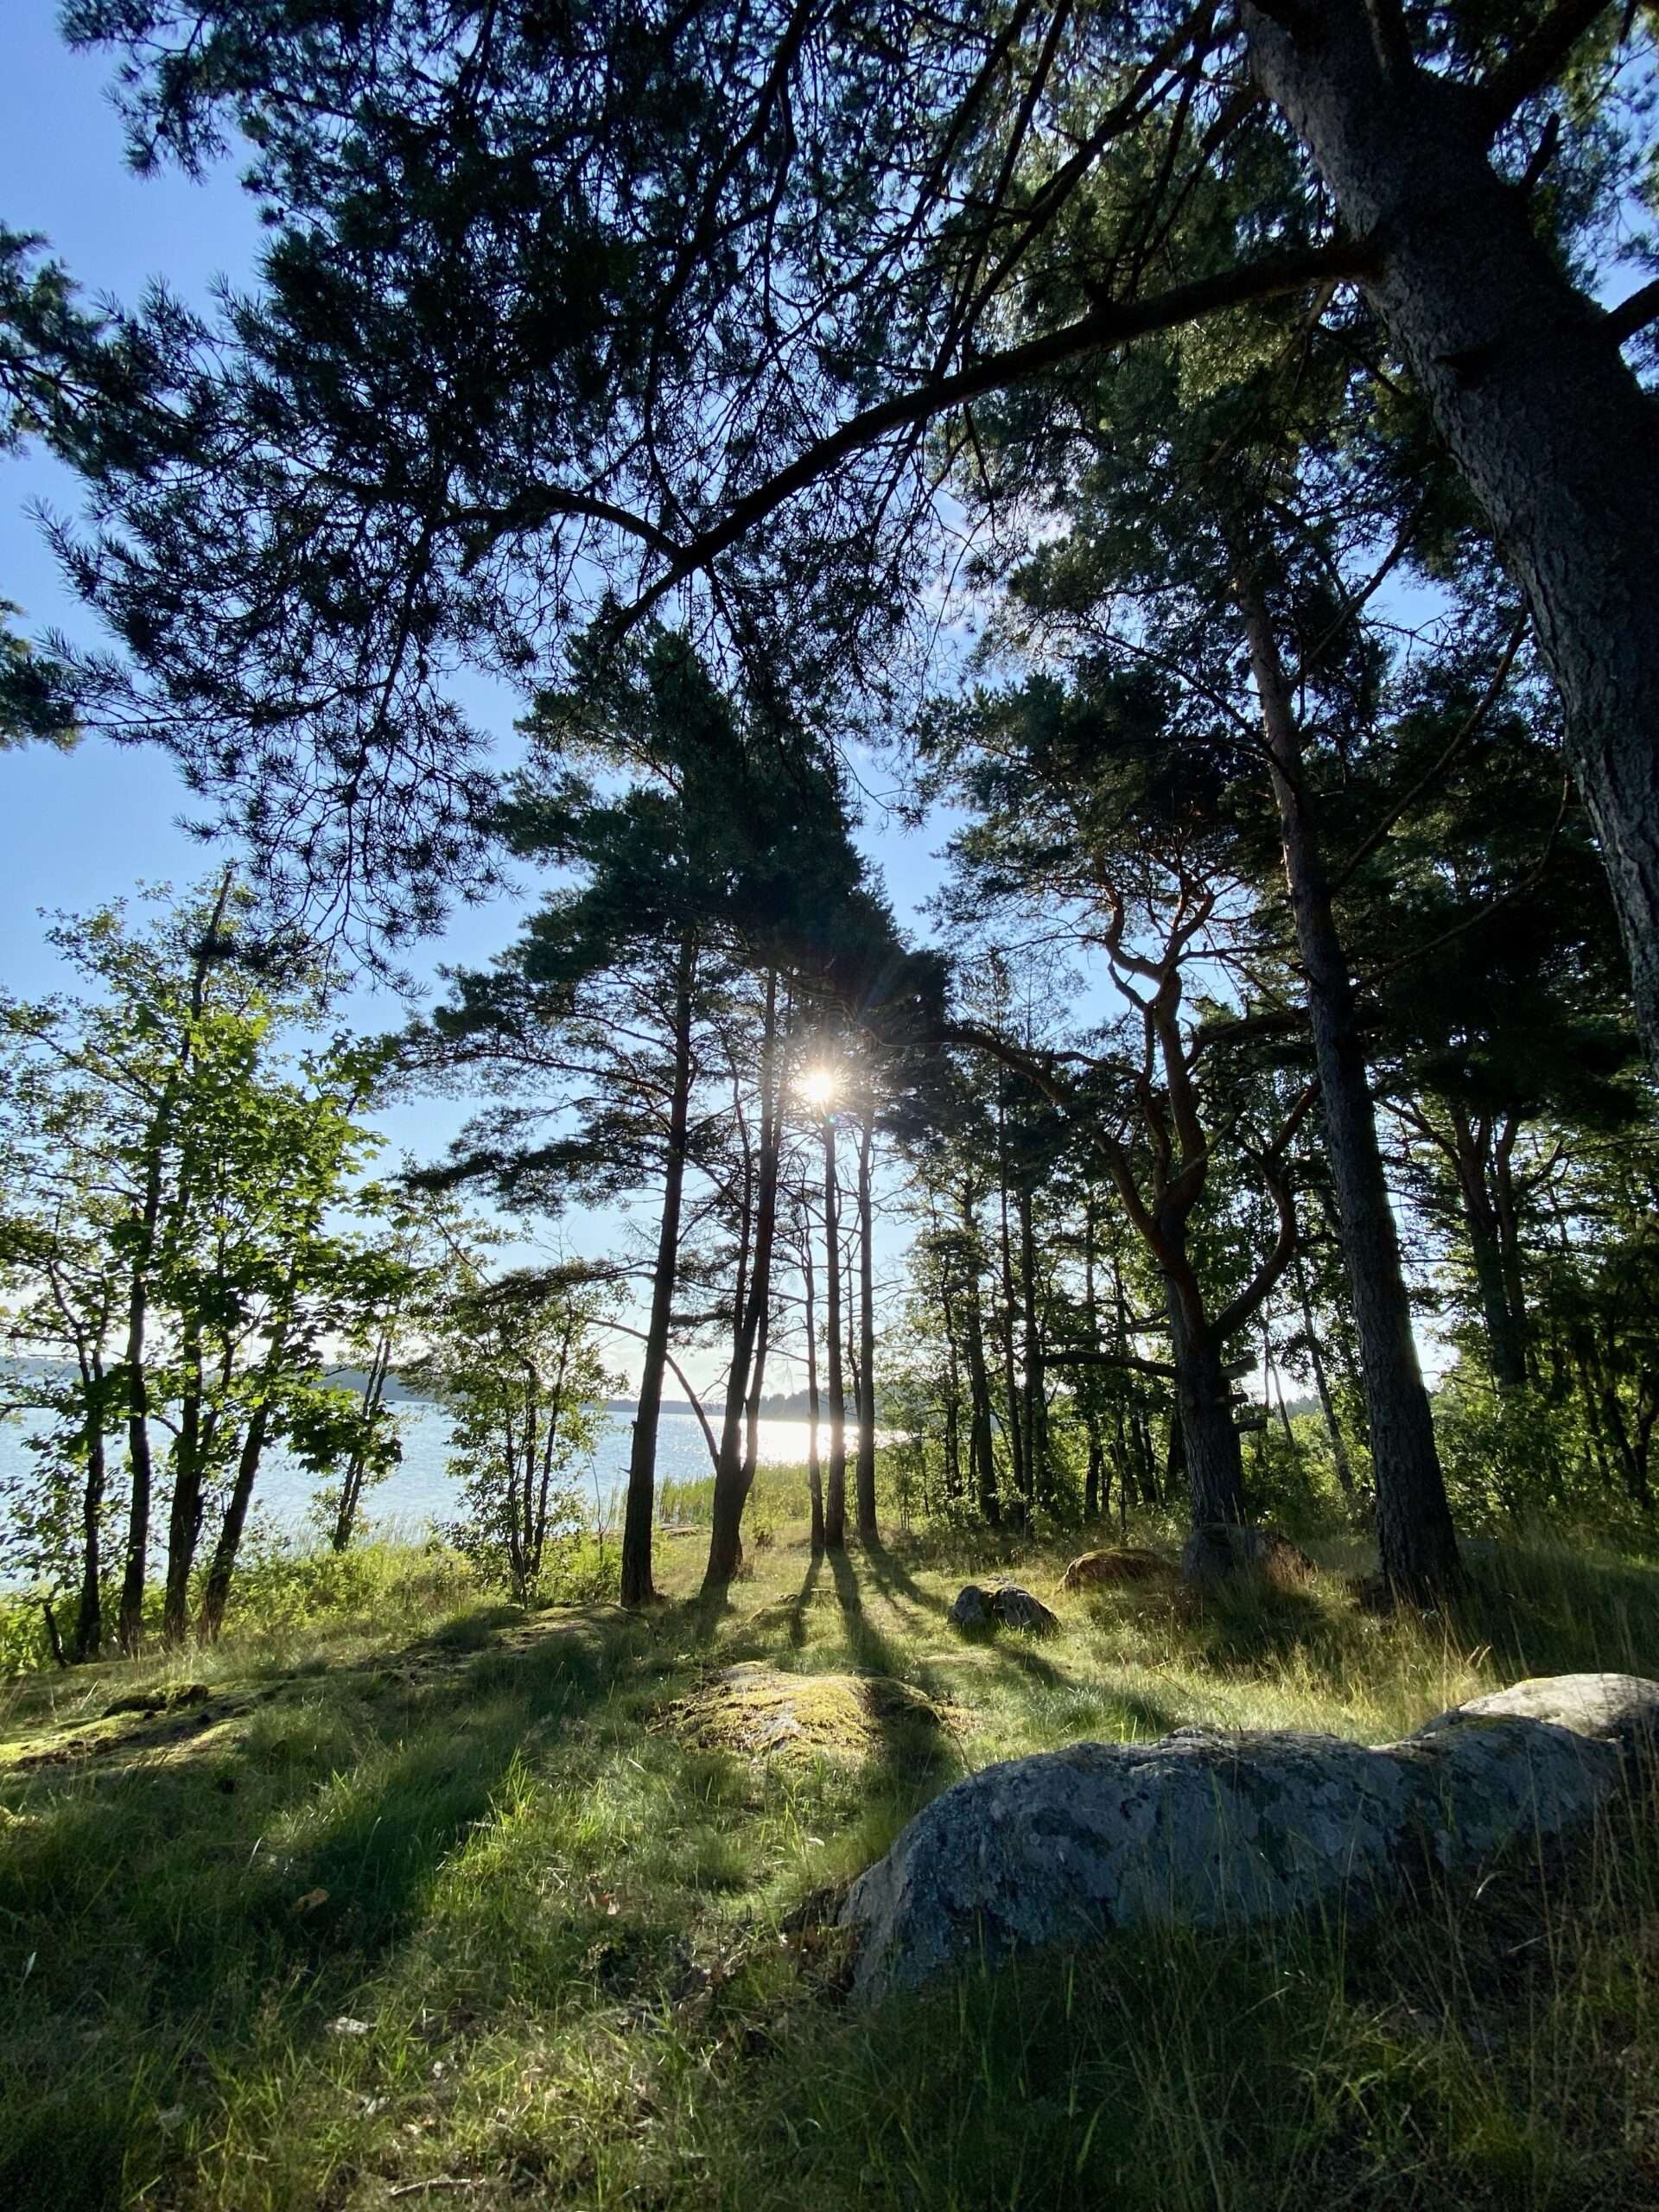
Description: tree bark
xmin=960 ymin=1213 xmax=1000 ymax=1525
xmin=822 ymin=1109 xmax=847 ymax=1548
xmin=1247 ymin=0 xmax=1659 ymax=1077
xmin=1447 ymin=1108 xmax=1530 ymax=1392
xmin=162 ymin=1319 xmax=208 ymax=1644
xmin=1236 ymin=566 xmax=1462 ymax=1599
xmin=623 ymin=932 xmax=695 ymax=1604
xmin=1165 ymin=1274 xmax=1248 ymax=1526
xmin=1017 ymin=1181 xmax=1047 ymax=1513
xmin=707 ymin=970 xmax=782 ymax=1587
xmin=855 ymin=1104 xmax=879 ymax=1540
xmin=799 ymin=1192 xmax=825 ymax=1552
xmin=995 ymin=1095 xmax=1027 ymax=1519
xmin=197 ymin=1394 xmax=271 ymax=1642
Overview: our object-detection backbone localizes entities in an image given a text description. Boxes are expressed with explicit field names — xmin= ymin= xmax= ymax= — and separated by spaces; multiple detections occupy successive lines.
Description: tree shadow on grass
xmin=857 ymin=1537 xmax=1083 ymax=1700
xmin=0 ymin=1599 xmax=657 ymax=2208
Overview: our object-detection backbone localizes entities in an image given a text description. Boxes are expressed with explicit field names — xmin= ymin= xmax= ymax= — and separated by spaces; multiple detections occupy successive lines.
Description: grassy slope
xmin=3 ymin=1522 xmax=1659 ymax=2210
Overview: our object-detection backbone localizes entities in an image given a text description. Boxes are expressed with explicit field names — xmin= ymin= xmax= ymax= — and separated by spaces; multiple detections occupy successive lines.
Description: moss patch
xmin=664 ymin=1662 xmax=957 ymax=1768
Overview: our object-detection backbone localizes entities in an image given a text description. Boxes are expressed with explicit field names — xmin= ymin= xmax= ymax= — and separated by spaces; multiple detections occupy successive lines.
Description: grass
xmin=3 ymin=1517 xmax=1659 ymax=2209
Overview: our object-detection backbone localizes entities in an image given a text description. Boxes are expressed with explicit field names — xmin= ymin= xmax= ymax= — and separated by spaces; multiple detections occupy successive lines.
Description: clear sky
xmin=1 ymin=4 xmax=967 ymax=1392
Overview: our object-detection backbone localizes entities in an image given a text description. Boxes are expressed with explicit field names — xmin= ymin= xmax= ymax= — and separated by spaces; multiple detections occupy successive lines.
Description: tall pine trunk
xmin=622 ymin=932 xmax=696 ymax=1604
xmin=855 ymin=1106 xmax=879 ymax=1540
xmin=1236 ymin=568 xmax=1461 ymax=1599
xmin=1017 ymin=1181 xmax=1046 ymax=1513
xmin=822 ymin=1109 xmax=847 ymax=1549
xmin=1248 ymin=0 xmax=1659 ymax=1077
xmin=801 ymin=1195 xmax=825 ymax=1552
xmin=995 ymin=1097 xmax=1027 ymax=1518
xmin=706 ymin=972 xmax=781 ymax=1587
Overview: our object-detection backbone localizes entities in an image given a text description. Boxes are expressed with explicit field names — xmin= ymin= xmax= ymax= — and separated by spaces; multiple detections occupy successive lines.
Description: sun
xmin=798 ymin=1065 xmax=839 ymax=1109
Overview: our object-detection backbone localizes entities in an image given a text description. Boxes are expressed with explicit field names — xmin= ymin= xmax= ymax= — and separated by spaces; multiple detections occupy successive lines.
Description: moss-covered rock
xmin=1060 ymin=1548 xmax=1176 ymax=1592
xmin=667 ymin=1662 xmax=950 ymax=1766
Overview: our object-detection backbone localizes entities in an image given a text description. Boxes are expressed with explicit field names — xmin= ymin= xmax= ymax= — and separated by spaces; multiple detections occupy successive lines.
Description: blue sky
xmin=1 ymin=5 xmax=966 ymax=1389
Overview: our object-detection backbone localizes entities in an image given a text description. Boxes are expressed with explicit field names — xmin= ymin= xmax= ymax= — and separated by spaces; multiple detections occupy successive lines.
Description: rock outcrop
xmin=950 ymin=1584 xmax=1061 ymax=1635
xmin=668 ymin=1662 xmax=950 ymax=1769
xmin=1180 ymin=1523 xmax=1318 ymax=1586
xmin=1060 ymin=1548 xmax=1175 ymax=1592
xmin=840 ymin=1673 xmax=1659 ymax=1999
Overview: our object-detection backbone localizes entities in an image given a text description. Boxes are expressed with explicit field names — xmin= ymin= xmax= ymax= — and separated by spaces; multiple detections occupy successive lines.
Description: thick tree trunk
xmin=1247 ymin=0 xmax=1659 ymax=1076
xmin=823 ymin=1111 xmax=847 ymax=1548
xmin=1236 ymin=568 xmax=1462 ymax=1599
xmin=623 ymin=934 xmax=695 ymax=1604
xmin=1165 ymin=1281 xmax=1247 ymax=1527
xmin=855 ymin=1108 xmax=879 ymax=1539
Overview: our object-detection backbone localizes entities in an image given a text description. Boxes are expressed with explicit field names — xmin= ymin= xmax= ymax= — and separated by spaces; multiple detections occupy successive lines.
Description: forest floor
xmin=4 ymin=1518 xmax=1659 ymax=2209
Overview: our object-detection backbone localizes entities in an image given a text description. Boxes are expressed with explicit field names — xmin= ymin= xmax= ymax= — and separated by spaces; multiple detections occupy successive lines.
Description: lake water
xmin=0 ymin=1402 xmax=821 ymax=1557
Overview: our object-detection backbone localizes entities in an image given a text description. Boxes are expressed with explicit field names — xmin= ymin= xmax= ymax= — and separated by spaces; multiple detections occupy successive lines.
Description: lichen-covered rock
xmin=1181 ymin=1522 xmax=1318 ymax=1587
xmin=840 ymin=1672 xmax=1658 ymax=1999
xmin=950 ymin=1584 xmax=1060 ymax=1634
xmin=990 ymin=1586 xmax=1060 ymax=1634
xmin=1420 ymin=1672 xmax=1659 ymax=1757
xmin=950 ymin=1585 xmax=993 ymax=1630
xmin=668 ymin=1662 xmax=949 ymax=1769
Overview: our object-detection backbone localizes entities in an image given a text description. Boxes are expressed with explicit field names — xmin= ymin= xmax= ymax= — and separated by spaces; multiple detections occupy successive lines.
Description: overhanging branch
xmin=621 ymin=238 xmax=1376 ymax=626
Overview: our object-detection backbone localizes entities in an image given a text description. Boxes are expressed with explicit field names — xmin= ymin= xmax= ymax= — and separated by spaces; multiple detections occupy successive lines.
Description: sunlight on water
xmin=1 ymin=1404 xmax=830 ymax=1558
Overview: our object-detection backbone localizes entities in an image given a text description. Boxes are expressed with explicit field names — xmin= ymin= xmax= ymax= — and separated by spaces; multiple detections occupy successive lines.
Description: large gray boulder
xmin=840 ymin=1673 xmax=1659 ymax=2000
